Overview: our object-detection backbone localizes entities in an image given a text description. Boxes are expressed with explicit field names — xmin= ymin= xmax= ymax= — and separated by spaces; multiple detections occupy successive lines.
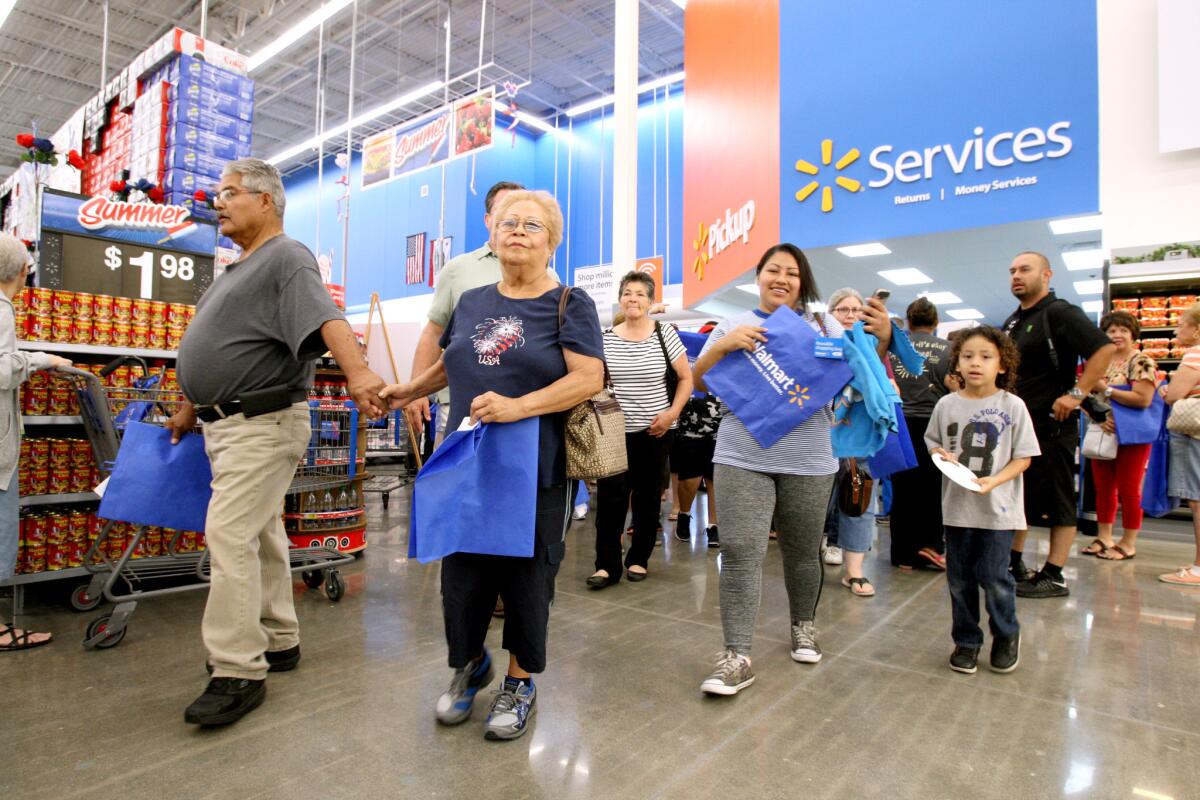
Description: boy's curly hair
xmin=948 ymin=325 xmax=1021 ymax=392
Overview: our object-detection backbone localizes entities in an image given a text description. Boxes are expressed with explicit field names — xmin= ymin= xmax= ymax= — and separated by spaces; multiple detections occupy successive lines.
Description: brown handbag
xmin=837 ymin=458 xmax=874 ymax=517
xmin=558 ymin=288 xmax=628 ymax=479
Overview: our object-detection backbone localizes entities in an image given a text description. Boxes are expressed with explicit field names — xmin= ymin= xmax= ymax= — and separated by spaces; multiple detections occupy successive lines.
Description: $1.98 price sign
xmin=58 ymin=233 xmax=213 ymax=304
xmin=104 ymin=245 xmax=196 ymax=298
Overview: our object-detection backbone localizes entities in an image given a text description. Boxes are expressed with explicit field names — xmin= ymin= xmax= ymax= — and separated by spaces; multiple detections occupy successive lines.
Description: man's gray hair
xmin=0 ymin=233 xmax=32 ymax=284
xmin=222 ymin=158 xmax=286 ymax=218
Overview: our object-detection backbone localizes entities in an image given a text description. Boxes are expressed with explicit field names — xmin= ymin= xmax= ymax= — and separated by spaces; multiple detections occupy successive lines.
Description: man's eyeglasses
xmin=497 ymin=217 xmax=545 ymax=234
xmin=207 ymin=188 xmax=265 ymax=207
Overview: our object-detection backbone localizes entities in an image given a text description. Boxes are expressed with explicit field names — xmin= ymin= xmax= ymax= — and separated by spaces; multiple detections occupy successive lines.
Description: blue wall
xmin=282 ymin=91 xmax=685 ymax=308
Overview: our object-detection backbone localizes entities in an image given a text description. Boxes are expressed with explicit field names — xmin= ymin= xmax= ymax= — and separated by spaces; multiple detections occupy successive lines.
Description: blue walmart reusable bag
xmin=98 ymin=422 xmax=213 ymax=532
xmin=1110 ymin=385 xmax=1166 ymax=445
xmin=704 ymin=306 xmax=853 ymax=448
xmin=409 ymin=417 xmax=539 ymax=563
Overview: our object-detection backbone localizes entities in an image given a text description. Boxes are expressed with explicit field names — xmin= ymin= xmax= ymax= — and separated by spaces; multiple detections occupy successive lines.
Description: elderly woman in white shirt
xmin=0 ymin=234 xmax=71 ymax=650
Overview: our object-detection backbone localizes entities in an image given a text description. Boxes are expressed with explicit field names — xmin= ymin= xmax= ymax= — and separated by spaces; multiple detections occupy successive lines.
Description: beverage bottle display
xmin=336 ymin=487 xmax=350 ymax=511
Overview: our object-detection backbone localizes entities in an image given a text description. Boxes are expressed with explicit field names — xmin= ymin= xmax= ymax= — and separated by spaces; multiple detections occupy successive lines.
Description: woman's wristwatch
xmin=1103 ymin=386 xmax=1114 ymax=398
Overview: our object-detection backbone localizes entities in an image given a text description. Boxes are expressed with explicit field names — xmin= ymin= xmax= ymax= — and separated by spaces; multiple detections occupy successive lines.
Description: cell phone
xmin=872 ymin=288 xmax=891 ymax=302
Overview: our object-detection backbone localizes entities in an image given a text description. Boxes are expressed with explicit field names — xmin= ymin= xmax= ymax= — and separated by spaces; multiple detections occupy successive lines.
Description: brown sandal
xmin=1098 ymin=545 xmax=1136 ymax=561
xmin=1081 ymin=539 xmax=1111 ymax=556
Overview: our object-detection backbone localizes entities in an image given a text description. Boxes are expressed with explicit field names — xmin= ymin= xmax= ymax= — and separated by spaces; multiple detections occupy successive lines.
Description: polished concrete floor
xmin=3 ymin=477 xmax=1199 ymax=800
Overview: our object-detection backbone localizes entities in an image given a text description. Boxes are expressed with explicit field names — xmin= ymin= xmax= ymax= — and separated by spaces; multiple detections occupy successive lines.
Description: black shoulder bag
xmin=654 ymin=321 xmax=680 ymax=400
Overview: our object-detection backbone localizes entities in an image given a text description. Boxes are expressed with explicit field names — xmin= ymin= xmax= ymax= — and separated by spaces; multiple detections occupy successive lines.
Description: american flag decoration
xmin=406 ymin=232 xmax=426 ymax=284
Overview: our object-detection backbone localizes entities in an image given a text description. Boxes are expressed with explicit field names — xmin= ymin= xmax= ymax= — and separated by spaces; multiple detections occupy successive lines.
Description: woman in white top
xmin=588 ymin=271 xmax=692 ymax=588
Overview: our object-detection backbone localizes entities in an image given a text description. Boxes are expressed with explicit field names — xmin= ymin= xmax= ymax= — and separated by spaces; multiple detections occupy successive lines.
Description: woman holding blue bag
xmin=380 ymin=190 xmax=604 ymax=740
xmin=1080 ymin=311 xmax=1158 ymax=562
xmin=692 ymin=243 xmax=892 ymax=696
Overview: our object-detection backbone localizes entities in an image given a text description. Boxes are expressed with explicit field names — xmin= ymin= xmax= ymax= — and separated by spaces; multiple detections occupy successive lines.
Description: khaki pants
xmin=202 ymin=403 xmax=311 ymax=679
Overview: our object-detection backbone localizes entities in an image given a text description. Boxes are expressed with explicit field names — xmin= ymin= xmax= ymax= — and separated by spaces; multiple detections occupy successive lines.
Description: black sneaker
xmin=206 ymin=644 xmax=300 ymax=675
xmin=1016 ymin=571 xmax=1069 ymax=599
xmin=1009 ymin=558 xmax=1036 ymax=583
xmin=990 ymin=633 xmax=1020 ymax=673
xmin=675 ymin=512 xmax=692 ymax=542
xmin=706 ymin=525 xmax=719 ymax=548
xmin=949 ymin=646 xmax=979 ymax=674
xmin=184 ymin=678 xmax=266 ymax=726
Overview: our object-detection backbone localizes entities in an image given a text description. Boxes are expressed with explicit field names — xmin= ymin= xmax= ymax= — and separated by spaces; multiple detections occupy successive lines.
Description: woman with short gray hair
xmin=0 ymin=234 xmax=71 ymax=650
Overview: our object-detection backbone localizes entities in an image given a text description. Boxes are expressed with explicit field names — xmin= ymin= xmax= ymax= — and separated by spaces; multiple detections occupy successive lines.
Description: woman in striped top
xmin=692 ymin=243 xmax=894 ymax=696
xmin=1160 ymin=301 xmax=1200 ymax=586
xmin=588 ymin=271 xmax=692 ymax=588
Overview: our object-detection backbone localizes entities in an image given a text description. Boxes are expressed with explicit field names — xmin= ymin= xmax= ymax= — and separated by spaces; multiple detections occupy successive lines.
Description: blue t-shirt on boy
xmin=440 ymin=284 xmax=604 ymax=487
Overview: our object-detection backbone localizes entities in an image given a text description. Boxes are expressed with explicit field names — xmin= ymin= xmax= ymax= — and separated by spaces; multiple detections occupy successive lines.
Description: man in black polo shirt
xmin=1002 ymin=251 xmax=1114 ymax=598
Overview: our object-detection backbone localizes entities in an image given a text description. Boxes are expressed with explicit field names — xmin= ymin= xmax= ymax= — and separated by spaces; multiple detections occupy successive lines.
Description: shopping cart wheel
xmin=70 ymin=583 xmax=103 ymax=612
xmin=325 ymin=571 xmax=346 ymax=601
xmin=301 ymin=570 xmax=324 ymax=590
xmin=84 ymin=614 xmax=126 ymax=649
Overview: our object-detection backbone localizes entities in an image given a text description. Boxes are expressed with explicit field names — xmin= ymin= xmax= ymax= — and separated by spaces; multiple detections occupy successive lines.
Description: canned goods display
xmin=71 ymin=438 xmax=93 ymax=465
xmin=167 ymin=303 xmax=187 ymax=326
xmin=31 ymin=287 xmax=52 ymax=314
xmin=70 ymin=318 xmax=92 ymax=345
xmin=25 ymin=543 xmax=46 ymax=573
xmin=149 ymin=300 xmax=167 ymax=324
xmin=130 ymin=323 xmax=150 ymax=349
xmin=91 ymin=319 xmax=114 ymax=346
xmin=25 ymin=514 xmax=47 ymax=545
xmin=71 ymin=291 xmax=93 ymax=319
xmin=69 ymin=466 xmax=92 ymax=494
xmin=28 ymin=465 xmax=48 ymax=495
xmin=113 ymin=296 xmax=133 ymax=323
xmin=93 ymin=294 xmax=114 ymax=320
xmin=131 ymin=299 xmax=151 ymax=323
xmin=50 ymin=314 xmax=73 ymax=343
xmin=166 ymin=326 xmax=185 ymax=350
xmin=26 ymin=312 xmax=50 ymax=341
xmin=30 ymin=438 xmax=49 ymax=465
xmin=46 ymin=541 xmax=68 ymax=571
xmin=47 ymin=383 xmax=71 ymax=416
xmin=47 ymin=513 xmax=69 ymax=543
xmin=51 ymin=290 xmax=73 ymax=316
xmin=13 ymin=301 xmax=25 ymax=336
xmin=147 ymin=326 xmax=166 ymax=351
xmin=113 ymin=320 xmax=132 ymax=348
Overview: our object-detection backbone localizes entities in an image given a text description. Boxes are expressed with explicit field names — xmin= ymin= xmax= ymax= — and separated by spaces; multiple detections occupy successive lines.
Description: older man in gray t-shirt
xmin=169 ymin=159 xmax=386 ymax=728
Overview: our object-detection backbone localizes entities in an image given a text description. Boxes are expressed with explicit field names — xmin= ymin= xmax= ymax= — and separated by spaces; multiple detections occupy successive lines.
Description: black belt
xmin=195 ymin=389 xmax=310 ymax=422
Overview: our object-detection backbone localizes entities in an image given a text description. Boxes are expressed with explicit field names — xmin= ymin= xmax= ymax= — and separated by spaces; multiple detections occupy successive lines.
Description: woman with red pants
xmin=1081 ymin=311 xmax=1158 ymax=561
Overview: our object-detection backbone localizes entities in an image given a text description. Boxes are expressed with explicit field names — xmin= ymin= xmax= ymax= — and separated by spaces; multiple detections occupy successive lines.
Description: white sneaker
xmin=823 ymin=545 xmax=843 ymax=566
xmin=700 ymin=649 xmax=755 ymax=696
xmin=790 ymin=621 xmax=822 ymax=663
xmin=572 ymin=503 xmax=588 ymax=520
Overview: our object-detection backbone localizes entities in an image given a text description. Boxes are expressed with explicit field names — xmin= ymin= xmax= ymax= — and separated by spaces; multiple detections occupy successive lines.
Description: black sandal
xmin=0 ymin=624 xmax=53 ymax=652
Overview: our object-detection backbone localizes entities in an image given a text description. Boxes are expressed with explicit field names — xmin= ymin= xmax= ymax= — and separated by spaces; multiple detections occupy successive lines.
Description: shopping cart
xmin=362 ymin=410 xmax=414 ymax=509
xmin=60 ymin=360 xmax=354 ymax=650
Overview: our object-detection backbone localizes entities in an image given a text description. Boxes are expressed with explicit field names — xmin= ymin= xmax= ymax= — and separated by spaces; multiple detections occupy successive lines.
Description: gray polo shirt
xmin=177 ymin=234 xmax=344 ymax=406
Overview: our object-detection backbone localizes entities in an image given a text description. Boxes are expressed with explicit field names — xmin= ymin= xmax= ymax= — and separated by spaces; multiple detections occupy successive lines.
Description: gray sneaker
xmin=484 ymin=679 xmax=537 ymax=740
xmin=435 ymin=652 xmax=494 ymax=725
xmin=790 ymin=620 xmax=822 ymax=663
xmin=700 ymin=649 xmax=755 ymax=696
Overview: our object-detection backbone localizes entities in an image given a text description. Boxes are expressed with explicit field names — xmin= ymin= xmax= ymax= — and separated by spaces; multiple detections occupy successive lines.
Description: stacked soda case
xmin=145 ymin=53 xmax=254 ymax=220
xmin=14 ymin=508 xmax=206 ymax=575
xmin=13 ymin=287 xmax=196 ymax=350
xmin=80 ymin=98 xmax=134 ymax=197
xmin=17 ymin=436 xmax=99 ymax=497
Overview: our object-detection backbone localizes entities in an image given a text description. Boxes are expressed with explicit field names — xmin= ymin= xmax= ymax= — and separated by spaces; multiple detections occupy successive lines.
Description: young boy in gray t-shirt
xmin=924 ymin=327 xmax=1040 ymax=676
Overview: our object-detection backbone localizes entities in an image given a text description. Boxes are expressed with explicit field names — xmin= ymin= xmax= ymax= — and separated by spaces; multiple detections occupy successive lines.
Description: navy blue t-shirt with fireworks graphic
xmin=440 ymin=283 xmax=604 ymax=487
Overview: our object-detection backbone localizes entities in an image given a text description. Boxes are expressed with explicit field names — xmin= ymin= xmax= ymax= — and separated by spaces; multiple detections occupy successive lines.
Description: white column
xmin=611 ymin=0 xmax=639 ymax=278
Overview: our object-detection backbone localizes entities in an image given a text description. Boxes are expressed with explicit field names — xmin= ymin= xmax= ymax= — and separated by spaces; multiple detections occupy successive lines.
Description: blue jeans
xmin=944 ymin=526 xmax=1019 ymax=648
xmin=0 ymin=468 xmax=18 ymax=581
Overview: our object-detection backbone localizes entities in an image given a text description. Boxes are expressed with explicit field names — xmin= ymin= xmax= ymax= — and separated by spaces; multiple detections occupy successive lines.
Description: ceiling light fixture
xmin=1073 ymin=279 xmax=1104 ymax=295
xmin=918 ymin=291 xmax=962 ymax=305
xmin=837 ymin=242 xmax=891 ymax=257
xmin=0 ymin=0 xmax=17 ymax=31
xmin=1048 ymin=214 xmax=1104 ymax=235
xmin=1062 ymin=248 xmax=1104 ymax=271
xmin=248 ymin=0 xmax=355 ymax=72
xmin=494 ymin=100 xmax=568 ymax=138
xmin=266 ymin=80 xmax=444 ymax=165
xmin=878 ymin=268 xmax=932 ymax=286
xmin=1081 ymin=300 xmax=1103 ymax=313
xmin=947 ymin=308 xmax=984 ymax=320
xmin=565 ymin=71 xmax=686 ymax=117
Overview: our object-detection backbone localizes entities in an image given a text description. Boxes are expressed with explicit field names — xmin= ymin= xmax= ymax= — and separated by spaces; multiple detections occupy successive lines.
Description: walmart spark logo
xmin=794 ymin=139 xmax=862 ymax=212
xmin=692 ymin=221 xmax=709 ymax=279
xmin=788 ymin=384 xmax=812 ymax=407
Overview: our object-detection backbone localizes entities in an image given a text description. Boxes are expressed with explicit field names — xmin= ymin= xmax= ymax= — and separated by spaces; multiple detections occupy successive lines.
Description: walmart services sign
xmin=778 ymin=0 xmax=1098 ymax=249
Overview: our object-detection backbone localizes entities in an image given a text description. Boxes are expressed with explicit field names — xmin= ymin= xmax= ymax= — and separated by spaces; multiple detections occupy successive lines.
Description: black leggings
xmin=594 ymin=430 xmax=674 ymax=576
xmin=889 ymin=413 xmax=945 ymax=565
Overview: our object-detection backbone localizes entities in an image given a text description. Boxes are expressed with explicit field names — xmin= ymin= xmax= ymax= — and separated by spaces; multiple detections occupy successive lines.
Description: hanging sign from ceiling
xmin=361 ymin=87 xmax=496 ymax=191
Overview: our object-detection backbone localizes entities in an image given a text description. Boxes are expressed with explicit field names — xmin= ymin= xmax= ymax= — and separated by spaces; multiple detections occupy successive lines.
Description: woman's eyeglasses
xmin=497 ymin=217 xmax=545 ymax=234
xmin=832 ymin=305 xmax=863 ymax=316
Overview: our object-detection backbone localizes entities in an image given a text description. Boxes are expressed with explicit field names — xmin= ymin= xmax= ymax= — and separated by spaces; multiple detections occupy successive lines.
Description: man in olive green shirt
xmin=405 ymin=181 xmax=559 ymax=441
